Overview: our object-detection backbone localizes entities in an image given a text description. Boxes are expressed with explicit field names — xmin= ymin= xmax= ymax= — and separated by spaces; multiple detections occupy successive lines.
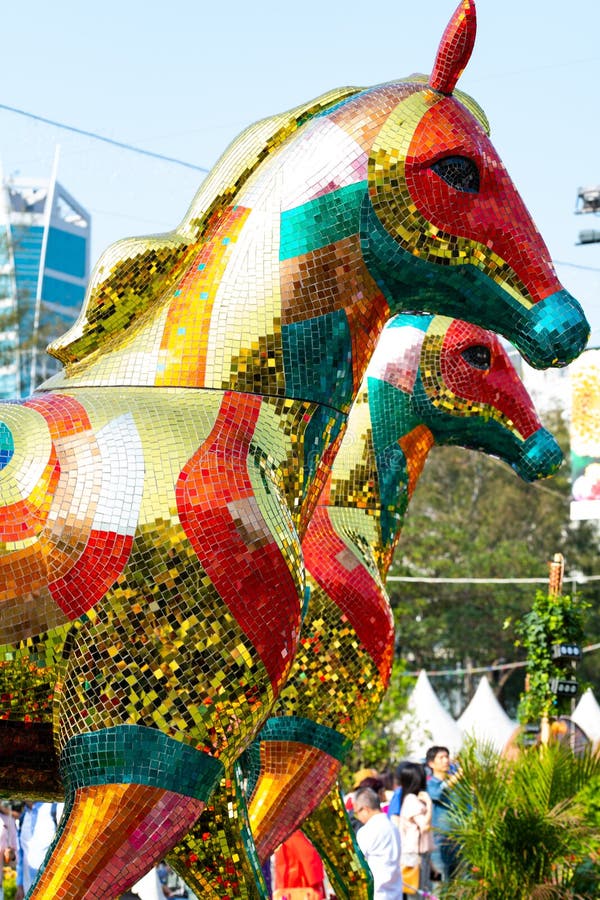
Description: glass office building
xmin=0 ymin=171 xmax=90 ymax=398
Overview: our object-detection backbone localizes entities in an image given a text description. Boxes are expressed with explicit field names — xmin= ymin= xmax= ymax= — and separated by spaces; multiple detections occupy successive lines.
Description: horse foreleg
xmin=29 ymin=784 xmax=202 ymax=899
xmin=167 ymin=760 xmax=268 ymax=899
xmin=247 ymin=720 xmax=350 ymax=861
xmin=30 ymin=725 xmax=223 ymax=899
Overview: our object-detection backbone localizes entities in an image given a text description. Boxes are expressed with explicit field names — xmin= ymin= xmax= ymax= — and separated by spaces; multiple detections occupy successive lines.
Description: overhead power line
xmin=0 ymin=102 xmax=210 ymax=173
xmin=555 ymin=259 xmax=600 ymax=273
xmin=387 ymin=575 xmax=600 ymax=584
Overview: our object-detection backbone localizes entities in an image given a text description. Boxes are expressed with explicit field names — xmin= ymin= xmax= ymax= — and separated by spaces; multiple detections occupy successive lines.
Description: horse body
xmin=0 ymin=1 xmax=589 ymax=895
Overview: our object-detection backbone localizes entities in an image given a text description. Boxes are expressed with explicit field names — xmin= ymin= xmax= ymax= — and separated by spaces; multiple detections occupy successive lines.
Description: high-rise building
xmin=0 ymin=170 xmax=90 ymax=398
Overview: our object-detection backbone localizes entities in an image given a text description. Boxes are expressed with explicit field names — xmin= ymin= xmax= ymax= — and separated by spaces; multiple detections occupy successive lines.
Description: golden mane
xmin=48 ymin=85 xmax=361 ymax=366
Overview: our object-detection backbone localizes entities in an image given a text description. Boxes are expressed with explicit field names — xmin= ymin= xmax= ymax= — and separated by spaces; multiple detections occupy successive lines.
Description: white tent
xmin=457 ymin=675 xmax=516 ymax=752
xmin=391 ymin=669 xmax=463 ymax=759
xmin=571 ymin=688 xmax=600 ymax=744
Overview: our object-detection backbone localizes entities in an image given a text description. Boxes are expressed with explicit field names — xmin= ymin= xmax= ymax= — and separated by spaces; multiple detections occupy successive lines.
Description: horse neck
xmin=318 ymin=380 xmax=434 ymax=578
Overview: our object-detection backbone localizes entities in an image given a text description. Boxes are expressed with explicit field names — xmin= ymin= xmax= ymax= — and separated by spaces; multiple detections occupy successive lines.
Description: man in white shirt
xmin=16 ymin=801 xmax=64 ymax=899
xmin=354 ymin=787 xmax=403 ymax=899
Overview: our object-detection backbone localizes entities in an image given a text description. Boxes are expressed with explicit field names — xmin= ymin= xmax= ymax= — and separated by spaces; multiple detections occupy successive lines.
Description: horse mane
xmin=47 ymin=85 xmax=361 ymax=366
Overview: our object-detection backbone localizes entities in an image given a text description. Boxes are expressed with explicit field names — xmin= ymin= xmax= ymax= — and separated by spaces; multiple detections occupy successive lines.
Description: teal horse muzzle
xmin=513 ymin=428 xmax=563 ymax=482
xmin=519 ymin=290 xmax=590 ymax=369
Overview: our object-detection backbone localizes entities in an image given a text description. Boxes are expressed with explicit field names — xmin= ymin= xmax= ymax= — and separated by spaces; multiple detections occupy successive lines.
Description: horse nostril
xmin=522 ymin=290 xmax=590 ymax=369
xmin=515 ymin=429 xmax=563 ymax=482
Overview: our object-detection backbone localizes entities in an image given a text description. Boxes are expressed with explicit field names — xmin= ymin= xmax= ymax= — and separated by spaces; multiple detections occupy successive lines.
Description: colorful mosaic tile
xmin=168 ymin=762 xmax=267 ymax=900
xmin=0 ymin=0 xmax=585 ymax=894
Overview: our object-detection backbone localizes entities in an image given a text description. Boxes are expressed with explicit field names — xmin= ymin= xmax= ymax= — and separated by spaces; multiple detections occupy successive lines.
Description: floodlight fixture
xmin=551 ymin=643 xmax=582 ymax=661
xmin=576 ymin=185 xmax=600 ymax=214
xmin=550 ymin=677 xmax=578 ymax=697
xmin=577 ymin=229 xmax=600 ymax=244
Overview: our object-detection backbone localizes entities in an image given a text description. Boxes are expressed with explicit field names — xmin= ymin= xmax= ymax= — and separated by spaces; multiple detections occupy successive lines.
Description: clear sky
xmin=1 ymin=0 xmax=599 ymax=345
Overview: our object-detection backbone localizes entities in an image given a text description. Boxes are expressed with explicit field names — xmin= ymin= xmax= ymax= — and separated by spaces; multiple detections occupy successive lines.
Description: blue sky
xmin=2 ymin=0 xmax=599 ymax=345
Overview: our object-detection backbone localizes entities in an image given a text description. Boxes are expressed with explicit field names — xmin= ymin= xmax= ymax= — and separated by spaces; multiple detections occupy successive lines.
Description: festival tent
xmin=457 ymin=675 xmax=516 ymax=752
xmin=391 ymin=669 xmax=463 ymax=759
xmin=571 ymin=688 xmax=600 ymax=744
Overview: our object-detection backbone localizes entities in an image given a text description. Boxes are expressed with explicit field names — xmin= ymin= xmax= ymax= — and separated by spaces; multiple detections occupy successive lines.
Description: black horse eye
xmin=461 ymin=345 xmax=490 ymax=369
xmin=431 ymin=156 xmax=480 ymax=193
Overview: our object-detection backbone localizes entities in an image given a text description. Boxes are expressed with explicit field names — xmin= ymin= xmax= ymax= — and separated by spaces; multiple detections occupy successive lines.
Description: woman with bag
xmin=398 ymin=764 xmax=434 ymax=897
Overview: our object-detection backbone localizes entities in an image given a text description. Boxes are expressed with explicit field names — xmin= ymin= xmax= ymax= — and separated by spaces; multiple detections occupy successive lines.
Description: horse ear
xmin=429 ymin=0 xmax=477 ymax=95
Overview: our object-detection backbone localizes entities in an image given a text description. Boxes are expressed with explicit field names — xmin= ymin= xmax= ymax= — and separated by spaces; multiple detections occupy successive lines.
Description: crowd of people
xmin=274 ymin=745 xmax=459 ymax=900
xmin=351 ymin=746 xmax=459 ymax=899
xmin=342 ymin=746 xmax=459 ymax=899
xmin=0 ymin=800 xmax=65 ymax=900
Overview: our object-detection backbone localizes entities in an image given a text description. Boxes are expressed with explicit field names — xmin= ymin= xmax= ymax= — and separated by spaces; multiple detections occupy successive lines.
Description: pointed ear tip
xmin=428 ymin=0 xmax=477 ymax=94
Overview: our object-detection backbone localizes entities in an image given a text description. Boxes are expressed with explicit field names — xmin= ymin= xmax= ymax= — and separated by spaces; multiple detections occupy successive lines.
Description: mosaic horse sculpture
xmin=169 ymin=312 xmax=562 ymax=899
xmin=0 ymin=0 xmax=588 ymax=895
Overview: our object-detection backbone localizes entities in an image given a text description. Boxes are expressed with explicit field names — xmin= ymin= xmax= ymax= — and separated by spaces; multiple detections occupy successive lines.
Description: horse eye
xmin=431 ymin=156 xmax=480 ymax=193
xmin=461 ymin=345 xmax=490 ymax=369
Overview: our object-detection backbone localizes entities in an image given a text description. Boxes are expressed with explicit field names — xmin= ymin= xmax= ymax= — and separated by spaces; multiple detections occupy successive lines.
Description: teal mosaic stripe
xmin=258 ymin=716 xmax=352 ymax=762
xmin=232 ymin=759 xmax=270 ymax=899
xmin=238 ymin=742 xmax=261 ymax=801
xmin=0 ymin=421 xmax=14 ymax=470
xmin=282 ymin=312 xmax=353 ymax=410
xmin=279 ymin=182 xmax=366 ymax=260
xmin=60 ymin=725 xmax=224 ymax=802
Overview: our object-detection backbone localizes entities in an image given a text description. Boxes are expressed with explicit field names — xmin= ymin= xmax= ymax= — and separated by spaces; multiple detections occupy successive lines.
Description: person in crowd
xmin=359 ymin=777 xmax=387 ymax=806
xmin=398 ymin=763 xmax=434 ymax=896
xmin=0 ymin=801 xmax=17 ymax=900
xmin=15 ymin=801 xmax=63 ymax=900
xmin=349 ymin=775 xmax=386 ymax=834
xmin=380 ymin=769 xmax=395 ymax=814
xmin=157 ymin=862 xmax=193 ymax=898
xmin=273 ymin=829 xmax=326 ymax=899
xmin=354 ymin=787 xmax=403 ymax=899
xmin=345 ymin=768 xmax=380 ymax=814
xmin=425 ymin=745 xmax=459 ymax=882
xmin=387 ymin=762 xmax=411 ymax=828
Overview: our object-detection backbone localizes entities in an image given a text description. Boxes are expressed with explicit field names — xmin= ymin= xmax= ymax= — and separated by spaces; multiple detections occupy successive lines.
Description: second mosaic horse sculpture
xmin=170 ymin=312 xmax=562 ymax=899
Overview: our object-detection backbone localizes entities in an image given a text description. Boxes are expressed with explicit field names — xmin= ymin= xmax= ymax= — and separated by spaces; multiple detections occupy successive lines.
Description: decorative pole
xmin=540 ymin=553 xmax=565 ymax=745
xmin=548 ymin=552 xmax=565 ymax=599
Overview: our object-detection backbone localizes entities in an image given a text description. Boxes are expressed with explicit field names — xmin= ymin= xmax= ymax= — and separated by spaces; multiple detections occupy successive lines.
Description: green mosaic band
xmin=60 ymin=725 xmax=224 ymax=802
xmin=258 ymin=716 xmax=352 ymax=763
xmin=279 ymin=182 xmax=366 ymax=260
